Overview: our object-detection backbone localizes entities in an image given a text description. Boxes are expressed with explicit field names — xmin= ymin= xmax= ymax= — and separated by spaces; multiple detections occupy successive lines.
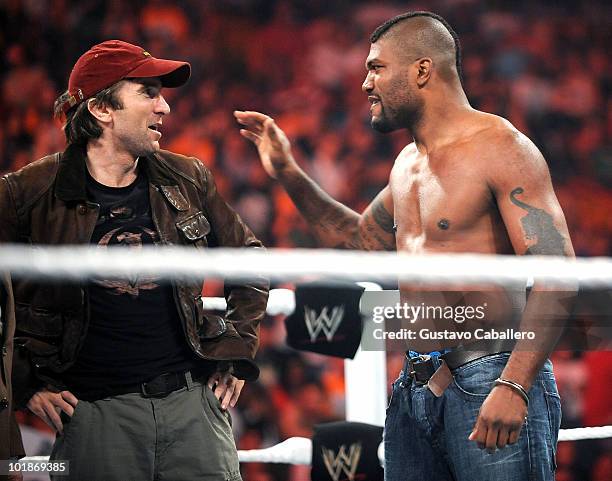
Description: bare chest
xmin=389 ymin=148 xmax=493 ymax=252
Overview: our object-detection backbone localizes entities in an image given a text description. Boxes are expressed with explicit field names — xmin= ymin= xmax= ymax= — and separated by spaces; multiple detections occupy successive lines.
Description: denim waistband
xmin=407 ymin=349 xmax=452 ymax=359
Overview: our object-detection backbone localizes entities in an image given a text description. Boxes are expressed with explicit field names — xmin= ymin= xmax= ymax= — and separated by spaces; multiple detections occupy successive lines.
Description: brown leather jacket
xmin=0 ymin=144 xmax=269 ymax=406
xmin=1 ymin=272 xmax=25 ymax=458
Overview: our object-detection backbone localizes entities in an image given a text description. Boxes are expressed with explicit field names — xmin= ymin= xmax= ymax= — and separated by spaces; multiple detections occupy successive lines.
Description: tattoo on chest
xmin=510 ymin=187 xmax=565 ymax=255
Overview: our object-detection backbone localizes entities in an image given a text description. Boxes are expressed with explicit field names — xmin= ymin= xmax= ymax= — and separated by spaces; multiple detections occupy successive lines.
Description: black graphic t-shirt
xmin=64 ymin=170 xmax=198 ymax=395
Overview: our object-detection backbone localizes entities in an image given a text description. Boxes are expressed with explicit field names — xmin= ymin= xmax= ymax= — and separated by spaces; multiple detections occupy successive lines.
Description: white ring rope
xmin=201 ymin=288 xmax=296 ymax=315
xmin=0 ymin=245 xmax=611 ymax=287
xmin=19 ymin=426 xmax=612 ymax=466
xmin=234 ymin=425 xmax=612 ymax=465
xmin=203 ymin=289 xmax=294 ymax=314
xmin=237 ymin=437 xmax=312 ymax=464
xmin=558 ymin=425 xmax=612 ymax=441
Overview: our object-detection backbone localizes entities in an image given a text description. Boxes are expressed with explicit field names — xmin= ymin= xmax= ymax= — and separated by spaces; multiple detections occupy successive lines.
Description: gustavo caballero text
xmin=372 ymin=328 xmax=535 ymax=341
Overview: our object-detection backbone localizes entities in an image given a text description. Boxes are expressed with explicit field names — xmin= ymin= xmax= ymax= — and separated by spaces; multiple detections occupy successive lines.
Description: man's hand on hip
xmin=26 ymin=388 xmax=78 ymax=434
xmin=468 ymin=385 xmax=528 ymax=452
xmin=207 ymin=371 xmax=244 ymax=410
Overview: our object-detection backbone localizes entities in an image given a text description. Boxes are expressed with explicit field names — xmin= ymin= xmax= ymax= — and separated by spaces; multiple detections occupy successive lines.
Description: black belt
xmin=75 ymin=367 xmax=212 ymax=401
xmin=405 ymin=338 xmax=514 ymax=385
xmin=443 ymin=338 xmax=515 ymax=370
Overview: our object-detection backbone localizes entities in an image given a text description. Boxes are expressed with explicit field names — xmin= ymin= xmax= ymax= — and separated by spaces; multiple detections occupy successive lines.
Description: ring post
xmin=344 ymin=282 xmax=386 ymax=426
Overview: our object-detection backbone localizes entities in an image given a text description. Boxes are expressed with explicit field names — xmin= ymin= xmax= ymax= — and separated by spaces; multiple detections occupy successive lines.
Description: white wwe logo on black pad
xmin=304 ymin=305 xmax=345 ymax=342
xmin=321 ymin=443 xmax=362 ymax=481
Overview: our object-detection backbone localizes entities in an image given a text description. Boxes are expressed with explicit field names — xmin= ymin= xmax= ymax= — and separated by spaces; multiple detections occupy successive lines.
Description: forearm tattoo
xmin=284 ymin=173 xmax=394 ymax=250
xmin=372 ymin=200 xmax=395 ymax=234
xmin=360 ymin=199 xmax=395 ymax=251
xmin=510 ymin=187 xmax=565 ymax=255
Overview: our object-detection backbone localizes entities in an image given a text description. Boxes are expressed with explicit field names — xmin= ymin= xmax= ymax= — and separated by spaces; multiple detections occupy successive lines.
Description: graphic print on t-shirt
xmin=95 ymin=225 xmax=160 ymax=296
xmin=88 ymin=172 xmax=162 ymax=297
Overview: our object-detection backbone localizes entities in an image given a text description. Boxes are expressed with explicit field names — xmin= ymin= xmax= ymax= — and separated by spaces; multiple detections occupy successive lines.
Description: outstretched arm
xmin=235 ymin=111 xmax=395 ymax=250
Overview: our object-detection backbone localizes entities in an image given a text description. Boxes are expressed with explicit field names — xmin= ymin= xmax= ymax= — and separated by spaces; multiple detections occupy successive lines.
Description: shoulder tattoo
xmin=510 ymin=187 xmax=565 ymax=255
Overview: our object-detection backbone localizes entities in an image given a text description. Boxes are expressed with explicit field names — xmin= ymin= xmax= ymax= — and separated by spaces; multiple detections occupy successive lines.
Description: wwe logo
xmin=304 ymin=305 xmax=345 ymax=342
xmin=321 ymin=443 xmax=362 ymax=481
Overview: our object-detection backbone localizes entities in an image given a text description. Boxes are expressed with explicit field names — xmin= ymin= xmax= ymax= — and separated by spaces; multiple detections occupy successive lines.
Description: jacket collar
xmin=55 ymin=143 xmax=177 ymax=202
xmin=54 ymin=143 xmax=88 ymax=202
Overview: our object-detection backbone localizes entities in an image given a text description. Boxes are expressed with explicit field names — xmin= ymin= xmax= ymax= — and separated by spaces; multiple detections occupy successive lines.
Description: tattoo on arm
xmin=510 ymin=187 xmax=565 ymax=255
xmin=282 ymin=171 xmax=395 ymax=250
xmin=282 ymin=173 xmax=362 ymax=248
xmin=360 ymin=199 xmax=395 ymax=251
xmin=372 ymin=200 xmax=395 ymax=234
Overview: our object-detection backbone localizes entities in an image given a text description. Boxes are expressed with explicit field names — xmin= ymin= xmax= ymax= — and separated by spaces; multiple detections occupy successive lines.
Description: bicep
xmin=358 ymin=186 xmax=395 ymax=251
xmin=490 ymin=138 xmax=573 ymax=257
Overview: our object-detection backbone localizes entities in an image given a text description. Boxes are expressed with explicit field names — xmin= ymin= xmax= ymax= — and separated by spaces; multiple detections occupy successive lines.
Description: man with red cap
xmin=0 ymin=40 xmax=268 ymax=481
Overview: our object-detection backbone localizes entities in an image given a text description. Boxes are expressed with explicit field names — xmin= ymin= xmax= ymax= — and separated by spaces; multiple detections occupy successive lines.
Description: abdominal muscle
xmin=395 ymin=238 xmax=525 ymax=352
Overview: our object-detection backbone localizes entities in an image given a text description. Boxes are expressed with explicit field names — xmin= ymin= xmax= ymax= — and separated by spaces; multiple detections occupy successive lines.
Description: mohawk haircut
xmin=370 ymin=11 xmax=463 ymax=84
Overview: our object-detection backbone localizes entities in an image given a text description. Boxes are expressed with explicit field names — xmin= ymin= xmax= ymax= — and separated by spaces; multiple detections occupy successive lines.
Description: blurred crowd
xmin=1 ymin=0 xmax=610 ymax=480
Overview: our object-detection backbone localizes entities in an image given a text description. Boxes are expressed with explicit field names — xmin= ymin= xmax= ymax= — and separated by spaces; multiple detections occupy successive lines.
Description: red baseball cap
xmin=57 ymin=39 xmax=191 ymax=115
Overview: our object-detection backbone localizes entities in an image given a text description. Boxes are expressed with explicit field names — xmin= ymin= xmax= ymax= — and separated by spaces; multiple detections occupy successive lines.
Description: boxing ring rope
xmin=1 ymin=245 xmax=611 ymax=287
xmin=19 ymin=425 xmax=612 ymax=466
xmin=4 ymin=245 xmax=610 ymax=466
xmin=233 ymin=426 xmax=612 ymax=465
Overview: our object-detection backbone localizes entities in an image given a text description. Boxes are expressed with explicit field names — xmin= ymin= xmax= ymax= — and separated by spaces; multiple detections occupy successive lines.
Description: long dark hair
xmin=53 ymin=81 xmax=124 ymax=145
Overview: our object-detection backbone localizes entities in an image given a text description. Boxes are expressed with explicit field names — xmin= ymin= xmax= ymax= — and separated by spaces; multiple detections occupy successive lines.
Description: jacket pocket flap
xmin=176 ymin=212 xmax=211 ymax=241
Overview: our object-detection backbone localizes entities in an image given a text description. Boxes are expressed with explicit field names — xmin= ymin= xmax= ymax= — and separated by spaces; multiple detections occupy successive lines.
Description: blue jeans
xmin=384 ymin=353 xmax=561 ymax=481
